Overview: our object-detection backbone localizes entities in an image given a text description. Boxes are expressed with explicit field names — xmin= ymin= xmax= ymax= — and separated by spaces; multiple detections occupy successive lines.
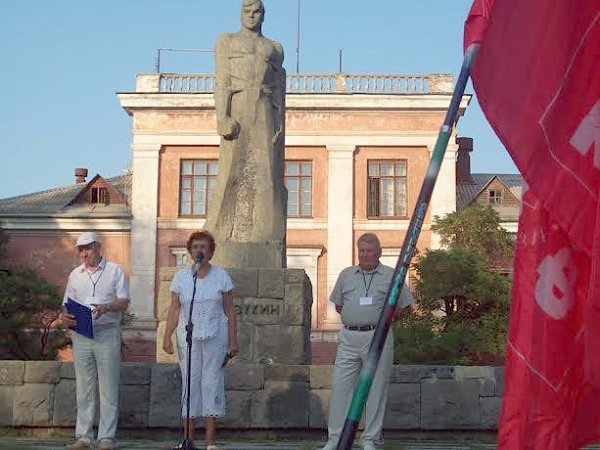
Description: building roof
xmin=0 ymin=174 xmax=132 ymax=216
xmin=456 ymin=173 xmax=523 ymax=210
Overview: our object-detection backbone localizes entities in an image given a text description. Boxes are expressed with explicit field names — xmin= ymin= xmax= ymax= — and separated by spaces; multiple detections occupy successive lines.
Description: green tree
xmin=415 ymin=245 xmax=509 ymax=319
xmin=394 ymin=206 xmax=513 ymax=365
xmin=431 ymin=204 xmax=514 ymax=269
xmin=395 ymin=245 xmax=510 ymax=365
xmin=0 ymin=228 xmax=69 ymax=360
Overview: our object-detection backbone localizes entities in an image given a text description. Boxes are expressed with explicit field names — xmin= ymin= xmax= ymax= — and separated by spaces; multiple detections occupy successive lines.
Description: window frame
xmin=285 ymin=160 xmax=313 ymax=218
xmin=91 ymin=187 xmax=108 ymax=205
xmin=488 ymin=189 xmax=503 ymax=205
xmin=366 ymin=159 xmax=408 ymax=219
xmin=178 ymin=159 xmax=218 ymax=217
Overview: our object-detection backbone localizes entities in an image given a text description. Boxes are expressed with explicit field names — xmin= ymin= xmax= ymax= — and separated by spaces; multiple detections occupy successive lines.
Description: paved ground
xmin=0 ymin=437 xmax=500 ymax=450
xmin=4 ymin=435 xmax=600 ymax=449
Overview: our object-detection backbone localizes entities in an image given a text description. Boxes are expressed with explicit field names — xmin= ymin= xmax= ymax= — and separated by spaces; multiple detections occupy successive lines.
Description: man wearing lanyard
xmin=320 ymin=233 xmax=414 ymax=450
xmin=60 ymin=232 xmax=130 ymax=450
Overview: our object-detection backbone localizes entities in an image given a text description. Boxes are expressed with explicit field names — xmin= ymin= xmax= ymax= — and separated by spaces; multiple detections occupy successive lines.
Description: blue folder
xmin=65 ymin=298 xmax=94 ymax=339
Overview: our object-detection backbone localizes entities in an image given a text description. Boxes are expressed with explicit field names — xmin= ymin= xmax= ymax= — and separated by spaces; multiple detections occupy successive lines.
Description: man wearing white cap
xmin=60 ymin=231 xmax=130 ymax=450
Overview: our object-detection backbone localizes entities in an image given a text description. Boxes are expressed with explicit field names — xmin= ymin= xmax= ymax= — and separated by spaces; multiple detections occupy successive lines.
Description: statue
xmin=205 ymin=0 xmax=287 ymax=269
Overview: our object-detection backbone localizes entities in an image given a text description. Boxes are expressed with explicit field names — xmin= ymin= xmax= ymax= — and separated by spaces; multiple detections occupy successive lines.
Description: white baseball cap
xmin=76 ymin=232 xmax=101 ymax=247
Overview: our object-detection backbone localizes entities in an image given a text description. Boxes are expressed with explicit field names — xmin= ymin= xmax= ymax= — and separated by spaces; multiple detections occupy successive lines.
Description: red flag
xmin=463 ymin=0 xmax=493 ymax=49
xmin=464 ymin=0 xmax=600 ymax=448
xmin=504 ymin=189 xmax=598 ymax=449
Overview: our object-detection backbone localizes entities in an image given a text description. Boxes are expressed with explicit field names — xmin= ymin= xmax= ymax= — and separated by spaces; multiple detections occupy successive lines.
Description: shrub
xmin=0 ymin=228 xmax=69 ymax=360
xmin=0 ymin=266 xmax=70 ymax=360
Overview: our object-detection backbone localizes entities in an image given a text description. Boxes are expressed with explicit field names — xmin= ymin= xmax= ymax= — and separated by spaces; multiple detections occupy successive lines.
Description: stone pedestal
xmin=157 ymin=267 xmax=312 ymax=365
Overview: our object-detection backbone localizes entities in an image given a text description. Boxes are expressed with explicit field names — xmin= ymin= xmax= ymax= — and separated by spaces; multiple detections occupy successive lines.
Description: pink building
xmin=0 ymin=72 xmax=473 ymax=362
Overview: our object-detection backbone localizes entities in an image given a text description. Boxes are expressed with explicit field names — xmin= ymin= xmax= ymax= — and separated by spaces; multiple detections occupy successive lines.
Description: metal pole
xmin=338 ymin=49 xmax=343 ymax=73
xmin=335 ymin=43 xmax=479 ymax=450
xmin=182 ymin=273 xmax=197 ymax=450
xmin=296 ymin=0 xmax=301 ymax=73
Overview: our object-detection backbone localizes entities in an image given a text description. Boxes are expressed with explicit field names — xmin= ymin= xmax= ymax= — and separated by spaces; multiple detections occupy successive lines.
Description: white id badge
xmin=359 ymin=296 xmax=373 ymax=306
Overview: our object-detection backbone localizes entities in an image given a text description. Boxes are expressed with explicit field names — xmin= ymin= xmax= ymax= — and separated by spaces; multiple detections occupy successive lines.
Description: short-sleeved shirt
xmin=330 ymin=263 xmax=413 ymax=327
xmin=170 ymin=265 xmax=234 ymax=340
xmin=63 ymin=258 xmax=130 ymax=328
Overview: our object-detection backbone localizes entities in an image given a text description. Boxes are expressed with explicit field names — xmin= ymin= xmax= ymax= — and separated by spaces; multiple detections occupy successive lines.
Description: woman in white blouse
xmin=163 ymin=230 xmax=238 ymax=450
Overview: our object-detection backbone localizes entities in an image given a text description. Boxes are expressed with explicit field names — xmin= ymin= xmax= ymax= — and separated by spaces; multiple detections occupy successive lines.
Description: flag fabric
xmin=464 ymin=0 xmax=600 ymax=448
xmin=463 ymin=0 xmax=493 ymax=49
xmin=504 ymin=188 xmax=597 ymax=449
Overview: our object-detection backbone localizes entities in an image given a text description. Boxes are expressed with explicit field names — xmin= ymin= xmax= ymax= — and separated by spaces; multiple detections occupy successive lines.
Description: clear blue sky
xmin=0 ymin=0 xmax=518 ymax=199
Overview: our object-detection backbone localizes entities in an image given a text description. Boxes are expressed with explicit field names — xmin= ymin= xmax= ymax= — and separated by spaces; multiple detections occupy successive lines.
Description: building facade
xmin=456 ymin=137 xmax=522 ymax=234
xmin=1 ymin=72 xmax=471 ymax=361
xmin=119 ymin=72 xmax=469 ymax=357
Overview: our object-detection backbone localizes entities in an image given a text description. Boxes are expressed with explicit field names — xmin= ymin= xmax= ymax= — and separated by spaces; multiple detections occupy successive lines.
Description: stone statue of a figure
xmin=205 ymin=0 xmax=287 ymax=269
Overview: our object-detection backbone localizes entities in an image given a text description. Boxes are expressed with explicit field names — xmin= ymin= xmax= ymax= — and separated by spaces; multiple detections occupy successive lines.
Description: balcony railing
xmin=146 ymin=73 xmax=453 ymax=94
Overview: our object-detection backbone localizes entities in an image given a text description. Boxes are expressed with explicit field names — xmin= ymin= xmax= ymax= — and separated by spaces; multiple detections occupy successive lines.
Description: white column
xmin=429 ymin=139 xmax=458 ymax=249
xmin=325 ymin=144 xmax=356 ymax=326
xmin=170 ymin=247 xmax=191 ymax=267
xmin=129 ymin=142 xmax=161 ymax=329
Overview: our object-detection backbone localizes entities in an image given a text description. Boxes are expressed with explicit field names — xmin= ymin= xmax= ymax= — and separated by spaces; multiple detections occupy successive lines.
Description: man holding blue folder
xmin=60 ymin=232 xmax=130 ymax=450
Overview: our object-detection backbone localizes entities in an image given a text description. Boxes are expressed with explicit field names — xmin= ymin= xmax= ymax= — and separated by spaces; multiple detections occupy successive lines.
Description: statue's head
xmin=241 ymin=0 xmax=265 ymax=33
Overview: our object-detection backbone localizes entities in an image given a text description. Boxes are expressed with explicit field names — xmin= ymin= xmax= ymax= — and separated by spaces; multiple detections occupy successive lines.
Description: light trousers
xmin=71 ymin=326 xmax=121 ymax=442
xmin=176 ymin=325 xmax=228 ymax=418
xmin=326 ymin=328 xmax=394 ymax=446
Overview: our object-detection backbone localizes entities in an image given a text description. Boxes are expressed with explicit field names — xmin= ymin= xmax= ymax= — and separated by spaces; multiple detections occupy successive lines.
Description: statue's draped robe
xmin=205 ymin=32 xmax=287 ymax=268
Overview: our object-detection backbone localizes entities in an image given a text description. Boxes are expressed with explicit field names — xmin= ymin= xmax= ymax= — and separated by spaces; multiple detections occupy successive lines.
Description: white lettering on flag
xmin=570 ymin=100 xmax=600 ymax=169
xmin=534 ymin=248 xmax=576 ymax=319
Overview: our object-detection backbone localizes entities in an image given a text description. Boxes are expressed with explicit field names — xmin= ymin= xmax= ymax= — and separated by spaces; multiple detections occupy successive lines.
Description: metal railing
xmin=156 ymin=73 xmax=452 ymax=94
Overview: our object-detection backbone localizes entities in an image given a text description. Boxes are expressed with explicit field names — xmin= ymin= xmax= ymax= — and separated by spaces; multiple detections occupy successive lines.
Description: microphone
xmin=192 ymin=252 xmax=204 ymax=274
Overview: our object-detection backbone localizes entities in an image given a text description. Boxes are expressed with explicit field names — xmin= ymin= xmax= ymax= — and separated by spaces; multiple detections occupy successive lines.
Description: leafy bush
xmin=432 ymin=204 xmax=514 ymax=270
xmin=0 ymin=267 xmax=70 ymax=359
xmin=394 ymin=314 xmax=472 ymax=365
xmin=393 ymin=206 xmax=513 ymax=365
xmin=0 ymin=228 xmax=69 ymax=360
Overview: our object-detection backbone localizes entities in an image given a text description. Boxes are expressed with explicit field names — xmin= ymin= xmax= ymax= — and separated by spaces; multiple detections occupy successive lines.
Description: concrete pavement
xmin=0 ymin=437 xmax=500 ymax=449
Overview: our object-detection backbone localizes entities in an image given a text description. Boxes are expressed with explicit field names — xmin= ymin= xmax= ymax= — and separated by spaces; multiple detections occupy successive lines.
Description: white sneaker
xmin=361 ymin=442 xmax=376 ymax=450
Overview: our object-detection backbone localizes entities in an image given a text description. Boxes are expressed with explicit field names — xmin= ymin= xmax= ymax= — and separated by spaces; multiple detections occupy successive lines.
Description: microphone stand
xmin=180 ymin=266 xmax=198 ymax=450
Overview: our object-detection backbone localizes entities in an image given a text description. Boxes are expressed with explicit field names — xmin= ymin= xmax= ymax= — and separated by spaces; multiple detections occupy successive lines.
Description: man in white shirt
xmin=60 ymin=232 xmax=130 ymax=450
xmin=320 ymin=233 xmax=414 ymax=450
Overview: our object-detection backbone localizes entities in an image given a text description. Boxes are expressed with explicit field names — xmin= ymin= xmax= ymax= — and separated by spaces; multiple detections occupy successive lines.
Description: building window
xmin=489 ymin=189 xmax=503 ymax=205
xmin=285 ymin=161 xmax=312 ymax=217
xmin=179 ymin=160 xmax=218 ymax=216
xmin=91 ymin=187 xmax=108 ymax=204
xmin=367 ymin=160 xmax=407 ymax=218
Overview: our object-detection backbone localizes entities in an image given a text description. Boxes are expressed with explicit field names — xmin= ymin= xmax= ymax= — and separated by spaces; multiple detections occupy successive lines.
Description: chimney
xmin=75 ymin=168 xmax=88 ymax=184
xmin=456 ymin=137 xmax=473 ymax=183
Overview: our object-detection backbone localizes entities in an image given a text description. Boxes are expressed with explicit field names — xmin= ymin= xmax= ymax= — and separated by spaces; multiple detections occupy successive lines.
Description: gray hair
xmin=357 ymin=232 xmax=382 ymax=249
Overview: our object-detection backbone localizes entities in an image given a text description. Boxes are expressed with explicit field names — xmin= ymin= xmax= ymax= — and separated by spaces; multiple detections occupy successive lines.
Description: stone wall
xmin=156 ymin=268 xmax=313 ymax=365
xmin=0 ymin=361 xmax=503 ymax=431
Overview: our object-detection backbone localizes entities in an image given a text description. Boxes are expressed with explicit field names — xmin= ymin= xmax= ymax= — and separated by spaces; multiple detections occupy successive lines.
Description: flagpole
xmin=335 ymin=43 xmax=479 ymax=450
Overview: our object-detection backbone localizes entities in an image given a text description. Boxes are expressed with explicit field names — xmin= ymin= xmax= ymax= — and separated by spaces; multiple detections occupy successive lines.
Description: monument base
xmin=210 ymin=240 xmax=286 ymax=269
xmin=157 ymin=267 xmax=312 ymax=365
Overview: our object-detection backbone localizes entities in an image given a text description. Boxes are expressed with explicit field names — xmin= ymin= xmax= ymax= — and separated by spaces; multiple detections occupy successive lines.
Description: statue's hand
xmin=218 ymin=117 xmax=240 ymax=140
xmin=272 ymin=126 xmax=282 ymax=145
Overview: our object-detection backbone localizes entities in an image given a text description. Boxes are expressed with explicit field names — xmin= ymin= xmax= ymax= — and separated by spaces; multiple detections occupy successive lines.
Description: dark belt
xmin=344 ymin=324 xmax=376 ymax=331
